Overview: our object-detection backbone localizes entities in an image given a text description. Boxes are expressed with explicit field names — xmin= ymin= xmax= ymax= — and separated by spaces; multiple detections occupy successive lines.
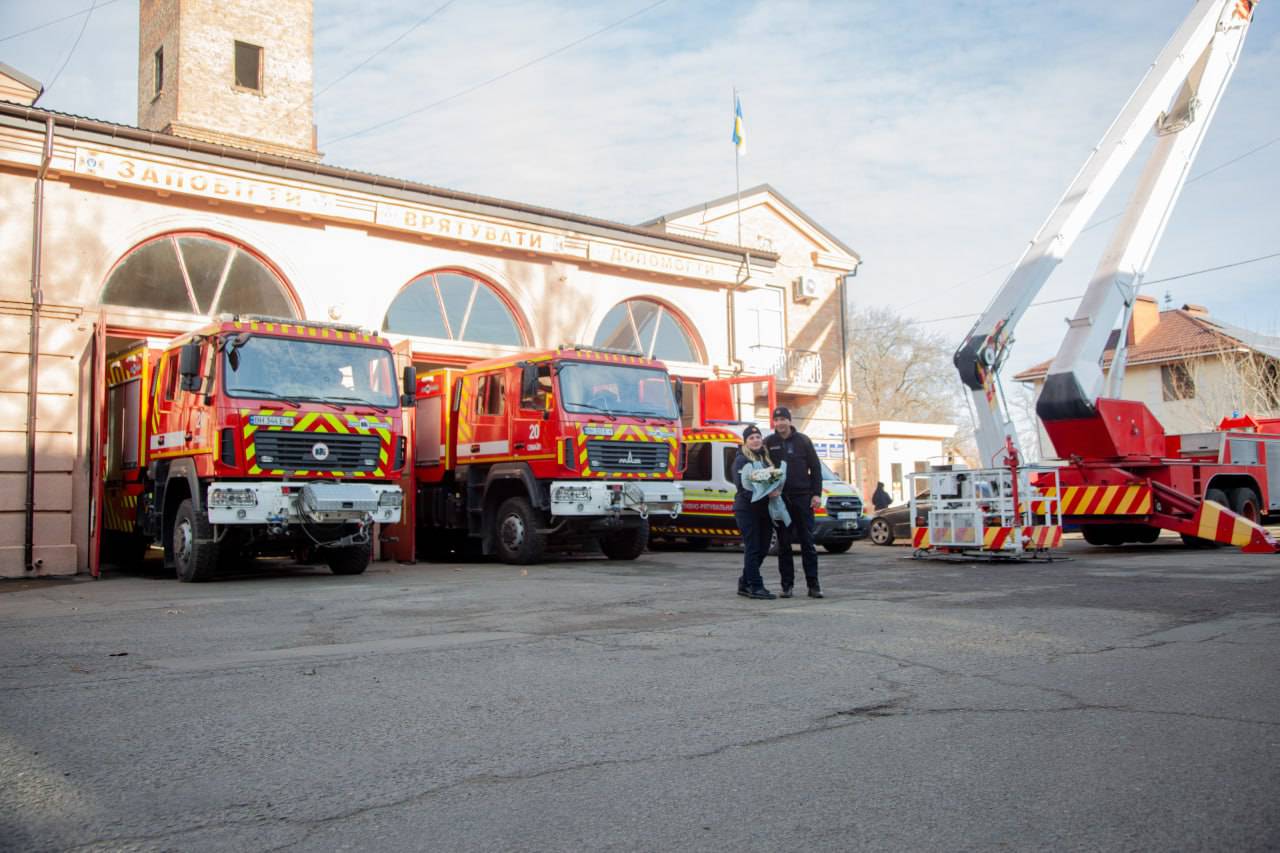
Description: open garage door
xmin=378 ymin=339 xmax=417 ymax=563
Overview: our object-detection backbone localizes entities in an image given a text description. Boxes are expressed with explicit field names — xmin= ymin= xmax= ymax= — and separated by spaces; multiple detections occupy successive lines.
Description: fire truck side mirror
xmin=672 ymin=377 xmax=684 ymax=416
xmin=401 ymin=366 xmax=417 ymax=407
xmin=178 ymin=341 xmax=202 ymax=392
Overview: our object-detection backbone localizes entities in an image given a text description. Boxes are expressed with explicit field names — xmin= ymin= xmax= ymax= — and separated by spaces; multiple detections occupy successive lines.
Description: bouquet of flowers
xmin=743 ymin=461 xmax=791 ymax=527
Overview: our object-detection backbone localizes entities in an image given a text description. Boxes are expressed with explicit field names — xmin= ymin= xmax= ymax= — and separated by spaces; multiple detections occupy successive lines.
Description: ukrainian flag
xmin=732 ymin=95 xmax=746 ymax=156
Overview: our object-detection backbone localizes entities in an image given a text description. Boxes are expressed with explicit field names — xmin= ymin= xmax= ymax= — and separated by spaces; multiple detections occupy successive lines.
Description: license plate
xmin=836 ymin=512 xmax=860 ymax=520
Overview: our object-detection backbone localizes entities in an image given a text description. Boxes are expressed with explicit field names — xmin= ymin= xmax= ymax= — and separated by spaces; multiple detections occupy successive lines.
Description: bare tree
xmin=845 ymin=305 xmax=974 ymax=458
xmin=1167 ymin=348 xmax=1280 ymax=429
xmin=1008 ymin=381 xmax=1044 ymax=463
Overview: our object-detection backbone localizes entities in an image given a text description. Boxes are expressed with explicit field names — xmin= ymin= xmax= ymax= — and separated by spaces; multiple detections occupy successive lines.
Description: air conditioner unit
xmin=793 ymin=275 xmax=820 ymax=301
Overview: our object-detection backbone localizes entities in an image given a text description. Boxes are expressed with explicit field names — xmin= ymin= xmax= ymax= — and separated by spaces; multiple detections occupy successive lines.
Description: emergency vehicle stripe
xmin=1197 ymin=499 xmax=1259 ymax=547
xmin=323 ymin=414 xmax=350 ymax=434
xmin=983 ymin=527 xmax=1012 ymax=549
xmin=912 ymin=527 xmax=930 ymax=549
xmin=1068 ymin=485 xmax=1152 ymax=515
xmin=1113 ymin=487 xmax=1140 ymax=515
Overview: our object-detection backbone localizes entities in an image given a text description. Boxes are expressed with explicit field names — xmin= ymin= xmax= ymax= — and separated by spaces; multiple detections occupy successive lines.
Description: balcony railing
xmin=746 ymin=345 xmax=823 ymax=387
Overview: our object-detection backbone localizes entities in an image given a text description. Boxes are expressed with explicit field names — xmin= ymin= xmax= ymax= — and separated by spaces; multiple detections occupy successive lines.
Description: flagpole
xmin=733 ymin=86 xmax=742 ymax=248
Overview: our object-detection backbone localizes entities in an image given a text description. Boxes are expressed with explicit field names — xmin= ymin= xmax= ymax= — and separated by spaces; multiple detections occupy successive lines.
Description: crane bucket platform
xmin=909 ymin=464 xmax=1064 ymax=560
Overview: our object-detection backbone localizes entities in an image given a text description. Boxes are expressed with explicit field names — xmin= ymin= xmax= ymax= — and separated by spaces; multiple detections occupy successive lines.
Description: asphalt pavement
xmin=1 ymin=536 xmax=1278 ymax=852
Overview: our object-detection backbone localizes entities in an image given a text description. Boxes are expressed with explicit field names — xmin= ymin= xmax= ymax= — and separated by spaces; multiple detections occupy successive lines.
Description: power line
xmin=43 ymin=0 xmax=98 ymax=97
xmin=893 ymin=134 xmax=1280 ymax=314
xmin=286 ymin=0 xmax=459 ymax=118
xmin=322 ymin=0 xmax=670 ymax=147
xmin=850 ymin=249 xmax=1280 ymax=333
xmin=0 ymin=0 xmax=122 ymax=44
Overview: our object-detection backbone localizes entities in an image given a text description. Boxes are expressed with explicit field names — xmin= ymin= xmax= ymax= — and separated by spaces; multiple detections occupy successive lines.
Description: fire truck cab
xmin=414 ymin=346 xmax=684 ymax=563
xmin=101 ymin=316 xmax=411 ymax=580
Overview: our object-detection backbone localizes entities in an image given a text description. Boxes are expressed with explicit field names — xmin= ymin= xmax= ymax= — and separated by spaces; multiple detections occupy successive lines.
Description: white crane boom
xmin=953 ymin=0 xmax=1257 ymax=465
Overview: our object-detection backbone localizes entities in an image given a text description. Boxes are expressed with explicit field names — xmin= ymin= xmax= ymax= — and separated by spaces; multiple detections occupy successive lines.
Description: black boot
xmin=808 ymin=586 xmax=824 ymax=599
xmin=749 ymin=587 xmax=777 ymax=600
xmin=779 ymin=586 xmax=794 ymax=598
xmin=737 ymin=581 xmax=751 ymax=598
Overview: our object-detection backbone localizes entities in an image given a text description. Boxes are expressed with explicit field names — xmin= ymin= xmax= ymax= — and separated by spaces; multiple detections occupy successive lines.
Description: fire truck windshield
xmin=222 ymin=335 xmax=399 ymax=409
xmin=557 ymin=361 xmax=678 ymax=420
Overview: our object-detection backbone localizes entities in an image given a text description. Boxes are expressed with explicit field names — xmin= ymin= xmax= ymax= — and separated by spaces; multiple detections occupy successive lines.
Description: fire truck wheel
xmin=1081 ymin=525 xmax=1121 ymax=546
xmin=599 ymin=522 xmax=649 ymax=560
xmin=327 ymin=540 xmax=372 ymax=575
xmin=1134 ymin=525 xmax=1161 ymax=544
xmin=684 ymin=537 xmax=710 ymax=551
xmin=494 ymin=496 xmax=547 ymax=565
xmin=1229 ymin=487 xmax=1262 ymax=524
xmin=172 ymin=499 xmax=217 ymax=582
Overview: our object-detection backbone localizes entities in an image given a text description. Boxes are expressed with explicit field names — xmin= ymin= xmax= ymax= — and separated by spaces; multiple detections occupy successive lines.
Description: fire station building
xmin=0 ymin=0 xmax=861 ymax=578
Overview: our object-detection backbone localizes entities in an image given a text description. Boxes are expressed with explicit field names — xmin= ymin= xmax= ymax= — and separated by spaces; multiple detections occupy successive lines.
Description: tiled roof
xmin=1012 ymin=308 xmax=1277 ymax=382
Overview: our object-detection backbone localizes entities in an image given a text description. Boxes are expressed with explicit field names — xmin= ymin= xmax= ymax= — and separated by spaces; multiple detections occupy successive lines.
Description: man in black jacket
xmin=764 ymin=406 xmax=825 ymax=598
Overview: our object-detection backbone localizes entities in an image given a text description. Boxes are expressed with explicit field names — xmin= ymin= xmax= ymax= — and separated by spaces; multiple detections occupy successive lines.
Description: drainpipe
xmin=838 ymin=268 xmax=854 ymax=482
xmin=25 ymin=117 xmax=53 ymax=572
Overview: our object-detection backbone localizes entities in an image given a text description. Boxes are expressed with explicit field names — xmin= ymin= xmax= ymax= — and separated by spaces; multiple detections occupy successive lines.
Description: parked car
xmin=868 ymin=494 xmax=925 ymax=546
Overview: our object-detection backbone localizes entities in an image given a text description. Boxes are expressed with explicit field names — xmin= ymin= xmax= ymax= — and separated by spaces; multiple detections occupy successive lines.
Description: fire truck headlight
xmin=378 ymin=491 xmax=404 ymax=508
xmin=209 ymin=488 xmax=258 ymax=507
xmin=553 ymin=485 xmax=593 ymax=503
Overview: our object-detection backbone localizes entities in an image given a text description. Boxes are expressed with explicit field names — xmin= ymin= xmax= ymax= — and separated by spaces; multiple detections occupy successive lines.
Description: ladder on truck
xmin=948 ymin=0 xmax=1276 ymax=554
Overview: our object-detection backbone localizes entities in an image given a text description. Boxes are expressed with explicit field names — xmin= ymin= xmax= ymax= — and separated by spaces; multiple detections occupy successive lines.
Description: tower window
xmin=153 ymin=47 xmax=164 ymax=96
xmin=234 ymin=40 xmax=263 ymax=91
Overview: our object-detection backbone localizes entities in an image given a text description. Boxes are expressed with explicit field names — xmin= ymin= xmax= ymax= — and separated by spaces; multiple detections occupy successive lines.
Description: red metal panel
xmin=1043 ymin=398 xmax=1167 ymax=460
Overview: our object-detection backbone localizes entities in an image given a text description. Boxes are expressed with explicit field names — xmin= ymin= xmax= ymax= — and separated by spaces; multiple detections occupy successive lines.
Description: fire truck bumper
xmin=206 ymin=481 xmax=404 ymax=525
xmin=548 ymin=480 xmax=683 ymax=519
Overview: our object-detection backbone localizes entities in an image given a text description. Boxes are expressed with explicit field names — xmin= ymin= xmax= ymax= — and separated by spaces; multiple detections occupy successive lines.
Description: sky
xmin=2 ymin=0 xmax=1277 ymax=382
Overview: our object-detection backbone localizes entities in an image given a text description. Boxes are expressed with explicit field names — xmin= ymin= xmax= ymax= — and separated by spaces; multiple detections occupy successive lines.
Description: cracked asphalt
xmin=1 ymin=536 xmax=1278 ymax=852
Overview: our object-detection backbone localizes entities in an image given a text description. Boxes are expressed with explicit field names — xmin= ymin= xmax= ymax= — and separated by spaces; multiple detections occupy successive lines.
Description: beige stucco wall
xmin=848 ymin=422 xmax=957 ymax=505
xmin=657 ymin=189 xmax=860 ymax=478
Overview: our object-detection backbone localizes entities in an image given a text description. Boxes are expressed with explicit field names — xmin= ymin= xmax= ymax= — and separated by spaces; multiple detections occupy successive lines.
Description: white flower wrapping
xmin=748 ymin=466 xmax=784 ymax=485
xmin=742 ymin=461 xmax=791 ymax=527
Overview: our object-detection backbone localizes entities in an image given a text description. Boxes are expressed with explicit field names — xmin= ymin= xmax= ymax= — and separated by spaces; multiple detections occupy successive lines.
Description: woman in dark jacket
xmin=731 ymin=425 xmax=777 ymax=600
xmin=872 ymin=481 xmax=892 ymax=512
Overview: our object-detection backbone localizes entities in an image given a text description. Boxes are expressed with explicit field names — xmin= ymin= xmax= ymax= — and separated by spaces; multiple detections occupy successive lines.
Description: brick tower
xmin=137 ymin=0 xmax=320 ymax=162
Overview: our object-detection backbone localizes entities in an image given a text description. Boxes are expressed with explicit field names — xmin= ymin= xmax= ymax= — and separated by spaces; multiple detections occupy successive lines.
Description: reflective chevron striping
xmin=1042 ymin=485 xmax=1153 ymax=516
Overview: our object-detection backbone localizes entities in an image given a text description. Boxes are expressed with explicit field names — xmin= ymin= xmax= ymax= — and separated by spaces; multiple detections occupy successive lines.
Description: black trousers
xmin=734 ymin=499 xmax=772 ymax=591
xmin=776 ymin=494 xmax=819 ymax=589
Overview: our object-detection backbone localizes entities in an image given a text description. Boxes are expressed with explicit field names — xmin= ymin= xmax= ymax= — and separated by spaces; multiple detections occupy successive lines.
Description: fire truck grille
xmin=585 ymin=440 xmax=669 ymax=474
xmin=825 ymin=495 xmax=864 ymax=514
xmin=252 ymin=433 xmax=382 ymax=472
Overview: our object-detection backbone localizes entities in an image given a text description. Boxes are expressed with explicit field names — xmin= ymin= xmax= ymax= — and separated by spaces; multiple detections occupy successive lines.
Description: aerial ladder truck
xmin=933 ymin=0 xmax=1278 ymax=556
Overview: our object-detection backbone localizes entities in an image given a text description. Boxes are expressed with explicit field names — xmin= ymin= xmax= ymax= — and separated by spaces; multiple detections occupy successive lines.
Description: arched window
xmin=383 ymin=271 xmax=523 ymax=346
xmin=594 ymin=298 xmax=699 ymax=362
xmin=101 ymin=233 xmax=297 ymax=318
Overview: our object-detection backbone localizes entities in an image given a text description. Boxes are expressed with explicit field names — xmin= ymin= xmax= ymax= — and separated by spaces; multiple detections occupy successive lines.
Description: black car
xmin=867 ymin=497 xmax=921 ymax=546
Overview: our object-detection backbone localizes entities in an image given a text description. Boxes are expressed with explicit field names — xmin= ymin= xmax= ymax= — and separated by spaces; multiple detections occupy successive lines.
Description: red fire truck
xmin=101 ymin=316 xmax=413 ymax=580
xmin=413 ymin=346 xmax=684 ymax=563
xmin=949 ymin=0 xmax=1277 ymax=554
